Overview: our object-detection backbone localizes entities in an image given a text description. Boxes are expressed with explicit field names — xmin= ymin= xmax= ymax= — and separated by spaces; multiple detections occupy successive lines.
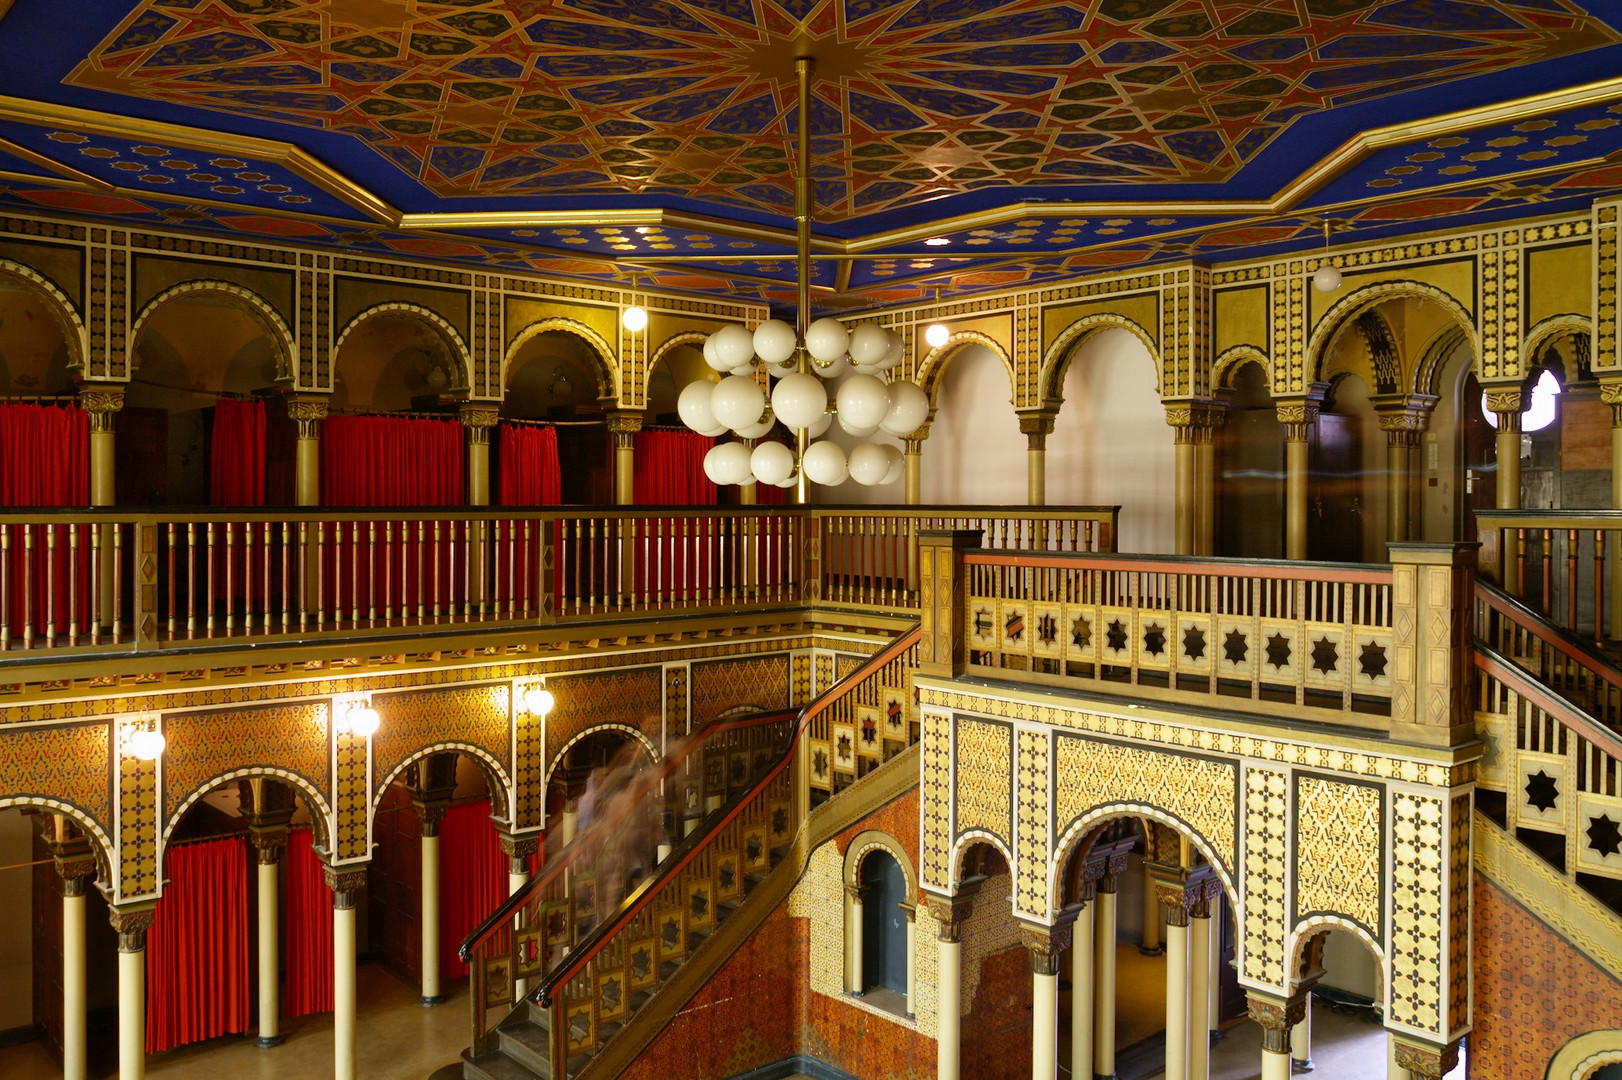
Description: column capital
xmin=459 ymin=404 xmax=500 ymax=445
xmin=324 ymin=864 xmax=368 ymax=910
xmin=413 ymin=800 xmax=450 ymax=837
xmin=903 ymin=419 xmax=933 ymax=448
xmin=1373 ymin=395 xmax=1438 ymax=448
xmin=1165 ymin=399 xmax=1227 ymax=444
xmin=1601 ymin=378 xmax=1622 ymax=425
xmin=1017 ymin=410 xmax=1057 ymax=450
xmin=38 ymin=815 xmax=99 ymax=896
xmin=76 ymin=383 xmax=126 ymax=433
xmin=286 ymin=394 xmax=330 ymax=440
xmin=923 ymin=889 xmax=977 ymax=943
xmin=1246 ymin=992 xmax=1308 ymax=1055
xmin=606 ymin=410 xmax=643 ymax=450
xmin=1481 ymin=384 xmax=1524 ymax=434
xmin=1392 ymin=1038 xmax=1461 ymax=1079
xmin=247 ymin=827 xmax=290 ymax=865
xmin=1017 ymin=919 xmax=1073 ymax=975
xmin=109 ymin=903 xmax=156 ymax=951
xmin=1275 ymin=398 xmax=1323 ymax=441
xmin=498 ymin=831 xmax=540 ymax=860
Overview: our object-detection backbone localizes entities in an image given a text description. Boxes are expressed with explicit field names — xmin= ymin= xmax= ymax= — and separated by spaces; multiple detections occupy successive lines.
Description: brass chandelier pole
xmin=793 ymin=55 xmax=813 ymax=505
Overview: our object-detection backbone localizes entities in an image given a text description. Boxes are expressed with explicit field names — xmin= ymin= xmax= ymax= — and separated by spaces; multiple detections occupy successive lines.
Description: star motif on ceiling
xmin=1072 ymin=616 xmax=1092 ymax=649
xmin=1106 ymin=618 xmax=1129 ymax=653
xmin=1265 ymin=633 xmax=1292 ymax=671
xmin=1524 ymin=769 xmax=1560 ymax=814
xmin=1183 ymin=625 xmax=1206 ymax=662
xmin=1143 ymin=622 xmax=1166 ymax=657
xmin=1223 ymin=629 xmax=1248 ymax=666
xmin=1588 ymin=814 xmax=1622 ymax=858
xmin=1311 ymin=636 xmax=1338 ymax=675
xmin=1359 ymin=641 xmax=1389 ymax=680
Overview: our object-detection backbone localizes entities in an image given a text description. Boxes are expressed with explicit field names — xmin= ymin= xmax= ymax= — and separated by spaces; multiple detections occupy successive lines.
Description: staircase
xmin=461 ymin=626 xmax=922 ymax=1080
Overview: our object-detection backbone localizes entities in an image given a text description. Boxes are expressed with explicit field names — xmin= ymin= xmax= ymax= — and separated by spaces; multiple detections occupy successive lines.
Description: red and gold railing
xmin=458 ymin=707 xmax=795 ymax=1058
xmin=1476 ymin=509 xmax=1622 ymax=642
xmin=460 ymin=625 xmax=919 ymax=1077
xmin=0 ymin=506 xmax=1115 ymax=657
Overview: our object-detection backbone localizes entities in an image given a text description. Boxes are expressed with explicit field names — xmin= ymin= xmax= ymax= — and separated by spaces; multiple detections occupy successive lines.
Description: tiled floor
xmin=0 ymin=964 xmax=469 ymax=1080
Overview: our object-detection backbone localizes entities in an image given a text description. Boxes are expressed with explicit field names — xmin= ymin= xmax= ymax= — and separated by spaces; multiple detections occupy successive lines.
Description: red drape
xmin=438 ymin=799 xmax=510 ymax=979
xmin=146 ymin=837 xmax=251 ymax=1053
xmin=0 ymin=402 xmax=90 ymax=638
xmin=210 ymin=398 xmax=266 ymax=506
xmin=284 ymin=826 xmax=334 ymax=1019
xmin=320 ymin=414 xmax=465 ymax=507
xmin=497 ymin=423 xmax=561 ymax=506
xmin=632 ymin=429 xmax=715 ymax=505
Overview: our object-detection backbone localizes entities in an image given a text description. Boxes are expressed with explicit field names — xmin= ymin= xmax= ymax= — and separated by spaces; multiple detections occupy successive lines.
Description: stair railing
xmin=457 ymin=706 xmax=796 ymax=1056
xmin=529 ymin=624 xmax=921 ymax=1079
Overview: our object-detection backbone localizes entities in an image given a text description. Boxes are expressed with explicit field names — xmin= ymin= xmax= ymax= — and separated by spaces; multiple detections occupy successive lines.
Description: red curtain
xmin=146 ymin=837 xmax=251 ymax=1053
xmin=320 ymin=414 xmax=465 ymax=507
xmin=210 ymin=398 xmax=266 ymax=506
xmin=438 ymin=799 xmax=510 ymax=979
xmin=284 ymin=826 xmax=334 ymax=1019
xmin=0 ymin=402 xmax=90 ymax=638
xmin=497 ymin=423 xmax=561 ymax=506
xmin=632 ymin=429 xmax=715 ymax=505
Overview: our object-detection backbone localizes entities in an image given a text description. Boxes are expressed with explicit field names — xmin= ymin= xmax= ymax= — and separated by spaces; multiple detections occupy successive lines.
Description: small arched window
xmin=861 ymin=849 xmax=908 ymax=996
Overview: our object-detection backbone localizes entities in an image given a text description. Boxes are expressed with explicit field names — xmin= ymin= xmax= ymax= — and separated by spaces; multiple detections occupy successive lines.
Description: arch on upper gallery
xmin=1304 ymin=281 xmax=1477 ymax=390
xmin=0 ymin=256 xmax=88 ymax=375
xmin=917 ymin=330 xmax=1016 ymax=414
xmin=1037 ymin=313 xmax=1163 ymax=411
xmin=129 ymin=278 xmax=295 ymax=386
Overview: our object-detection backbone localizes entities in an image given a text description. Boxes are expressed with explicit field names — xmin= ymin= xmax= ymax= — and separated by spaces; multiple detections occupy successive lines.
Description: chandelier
xmin=675 ymin=57 xmax=930 ymax=497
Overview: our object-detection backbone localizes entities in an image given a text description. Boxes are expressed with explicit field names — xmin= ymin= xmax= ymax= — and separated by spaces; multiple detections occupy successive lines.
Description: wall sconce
xmin=120 ymin=713 xmax=166 ymax=761
xmin=519 ymin=679 xmax=555 ymax=717
xmin=621 ymin=305 xmax=648 ymax=332
xmin=334 ymin=693 xmax=381 ymax=738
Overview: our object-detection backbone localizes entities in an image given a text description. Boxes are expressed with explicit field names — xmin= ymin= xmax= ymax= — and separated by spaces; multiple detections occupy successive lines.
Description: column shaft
xmin=905 ymin=915 xmax=916 ymax=1015
xmin=904 ymin=447 xmax=922 ymax=505
xmin=1188 ymin=912 xmax=1211 ymax=1080
xmin=1262 ymin=1047 xmax=1292 ymax=1080
xmin=1070 ymin=903 xmax=1094 ymax=1079
xmin=1195 ymin=436 xmax=1216 ymax=555
xmin=1164 ymin=918 xmax=1190 ymax=1080
xmin=118 ymin=942 xmax=145 ymax=1080
xmin=421 ymin=833 xmax=441 ymax=1004
xmin=1140 ymin=863 xmax=1162 ymax=954
xmin=1495 ymin=427 xmax=1521 ymax=510
xmin=63 ymin=893 xmax=86 ymax=1080
xmin=1028 ymin=447 xmax=1046 ymax=506
xmin=257 ymin=859 xmax=281 ymax=1044
xmin=1291 ymin=996 xmax=1313 ymax=1070
xmin=848 ymin=894 xmax=864 ymax=993
xmin=937 ymin=937 xmax=962 ymax=1080
xmin=1032 ymin=968 xmax=1058 ymax=1080
xmin=1285 ymin=434 xmax=1309 ymax=561
xmin=334 ymin=904 xmax=357 ymax=1080
xmin=1093 ymin=886 xmax=1117 ymax=1079
xmin=510 ymin=860 xmax=530 ymax=1000
xmin=296 ymin=437 xmax=319 ymax=506
xmin=1175 ymin=439 xmax=1197 ymax=555
xmin=1387 ymin=439 xmax=1411 ymax=542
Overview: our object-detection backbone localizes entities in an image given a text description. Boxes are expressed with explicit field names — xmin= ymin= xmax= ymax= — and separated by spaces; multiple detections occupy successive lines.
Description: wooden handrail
xmin=1474 ymin=580 xmax=1622 ymax=696
xmin=1472 ymin=641 xmax=1622 ymax=762
xmin=962 ymin=549 xmax=1392 ymax=583
xmin=535 ymin=622 xmax=923 ymax=1006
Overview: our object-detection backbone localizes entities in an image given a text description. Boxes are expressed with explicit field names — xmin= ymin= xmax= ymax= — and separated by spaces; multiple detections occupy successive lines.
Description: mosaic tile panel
xmin=664 ymin=663 xmax=688 ymax=738
xmin=163 ymin=702 xmax=327 ymax=813
xmin=374 ymin=683 xmax=510 ymax=797
xmin=118 ymin=752 xmax=159 ymax=899
xmin=1448 ymin=793 xmax=1471 ymax=1034
xmin=1053 ymin=733 xmax=1237 ymax=877
xmin=512 ymin=705 xmax=544 ymax=831
xmin=691 ymin=654 xmax=790 ymax=723
xmin=1243 ymin=764 xmax=1289 ymax=988
xmin=0 ymin=722 xmax=112 ymax=838
xmin=1015 ymin=728 xmax=1048 ymax=917
xmin=953 ymin=717 xmax=1012 ymax=851
xmin=545 ymin=666 xmax=663 ymax=763
xmin=1389 ymin=791 xmax=1446 ymax=1034
xmin=1294 ymin=775 xmax=1382 ymax=936
xmin=331 ymin=730 xmax=369 ymax=863
xmin=921 ymin=709 xmax=951 ymax=891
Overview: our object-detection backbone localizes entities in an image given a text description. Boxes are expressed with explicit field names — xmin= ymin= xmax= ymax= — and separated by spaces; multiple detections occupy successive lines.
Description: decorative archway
xmin=0 ymin=257 xmax=88 ymax=371
xmin=0 ymin=795 xmax=112 ymax=876
xmin=844 ymin=828 xmax=919 ymax=898
xmin=1046 ymin=801 xmax=1238 ymax=920
xmin=945 ymin=829 xmax=1015 ymax=892
xmin=371 ymin=741 xmax=514 ymax=825
xmin=542 ymin=722 xmax=659 ymax=788
xmin=1212 ymin=345 xmax=1270 ymax=393
xmin=129 ymin=279 xmax=295 ymax=385
xmin=161 ymin=766 xmax=333 ymax=853
xmin=917 ymin=330 xmax=1015 ymax=410
xmin=1548 ymin=1030 xmax=1622 ymax=1079
xmin=333 ymin=301 xmax=473 ymax=394
xmin=644 ymin=329 xmax=709 ymax=403
xmin=505 ymin=316 xmax=618 ymax=404
xmin=1303 ymin=281 xmax=1477 ymax=389
xmin=1286 ymin=915 xmax=1386 ymax=996
xmin=1412 ymin=324 xmax=1471 ymax=400
xmin=1523 ymin=314 xmax=1593 ymax=383
xmin=1037 ymin=313 xmax=1163 ymax=408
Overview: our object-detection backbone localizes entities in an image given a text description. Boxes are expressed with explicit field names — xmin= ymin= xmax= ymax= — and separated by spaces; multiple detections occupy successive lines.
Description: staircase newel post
xmin=917 ymin=529 xmax=980 ymax=678
xmin=1387 ymin=542 xmax=1479 ymax=747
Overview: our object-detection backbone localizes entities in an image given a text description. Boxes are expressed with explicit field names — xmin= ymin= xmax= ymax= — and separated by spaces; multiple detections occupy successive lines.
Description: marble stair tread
xmin=463 ymin=1047 xmax=546 ymax=1080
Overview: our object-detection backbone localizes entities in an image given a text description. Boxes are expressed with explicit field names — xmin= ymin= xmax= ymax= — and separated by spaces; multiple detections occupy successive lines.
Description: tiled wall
xmin=1471 ymin=871 xmax=1622 ymax=1078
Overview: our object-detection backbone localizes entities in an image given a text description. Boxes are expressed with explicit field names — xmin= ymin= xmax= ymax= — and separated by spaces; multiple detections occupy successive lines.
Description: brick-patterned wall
xmin=1471 ymin=871 xmax=1622 ymax=1079
xmin=834 ymin=787 xmax=921 ymax=871
xmin=962 ymin=943 xmax=1033 ymax=1080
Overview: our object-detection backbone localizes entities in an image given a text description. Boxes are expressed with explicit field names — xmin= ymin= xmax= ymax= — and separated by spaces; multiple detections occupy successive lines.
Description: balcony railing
xmin=0 ymin=505 xmax=1116 ymax=659
xmin=1476 ymin=509 xmax=1622 ymax=641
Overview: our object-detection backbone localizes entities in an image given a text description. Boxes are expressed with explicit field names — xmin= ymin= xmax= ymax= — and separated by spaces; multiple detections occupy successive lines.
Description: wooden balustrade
xmin=0 ymin=506 xmax=1114 ymax=657
xmin=1476 ymin=509 xmax=1622 ymax=642
xmin=950 ymin=550 xmax=1397 ymax=726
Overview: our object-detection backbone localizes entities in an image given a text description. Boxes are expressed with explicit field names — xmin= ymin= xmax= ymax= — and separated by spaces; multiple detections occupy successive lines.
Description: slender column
xmin=925 ymin=893 xmax=974 ymax=1080
xmin=902 ymin=423 xmax=930 ymax=506
xmin=1160 ymin=888 xmax=1191 ymax=1080
xmin=1188 ymin=892 xmax=1213 ymax=1080
xmin=1093 ymin=871 xmax=1120 ymax=1080
xmin=327 ymin=867 xmax=367 ymax=1080
xmin=607 ymin=412 xmax=641 ymax=506
xmin=1390 ymin=1037 xmax=1459 ymax=1080
xmin=1021 ymin=921 xmax=1071 ymax=1080
xmin=1291 ymin=995 xmax=1314 ymax=1072
xmin=1174 ymin=434 xmax=1197 ymax=555
xmin=845 ymin=883 xmax=866 ymax=994
xmin=1166 ymin=403 xmax=1223 ymax=556
xmin=1277 ymin=395 xmax=1323 ymax=561
xmin=1484 ymin=388 xmax=1524 ymax=510
xmin=904 ymin=905 xmax=917 ymax=1016
xmin=79 ymin=386 xmax=124 ymax=621
xmin=47 ymin=826 xmax=97 ymax=1080
xmin=1140 ymin=861 xmax=1163 ymax=955
xmin=1069 ymin=897 xmax=1094 ymax=1080
xmin=1374 ymin=398 xmax=1433 ymax=546
xmin=1194 ymin=409 xmax=1223 ymax=555
xmin=502 ymin=835 xmax=539 ymax=1001
xmin=111 ymin=906 xmax=155 ymax=1080
xmin=1606 ymin=381 xmax=1622 ymax=634
xmin=287 ymin=397 xmax=329 ymax=507
xmin=1018 ymin=412 xmax=1056 ymax=506
xmin=420 ymin=827 xmax=443 ymax=1005
xmin=1247 ymin=994 xmax=1306 ymax=1080
xmin=247 ymin=830 xmax=289 ymax=1046
xmin=461 ymin=405 xmax=497 ymax=608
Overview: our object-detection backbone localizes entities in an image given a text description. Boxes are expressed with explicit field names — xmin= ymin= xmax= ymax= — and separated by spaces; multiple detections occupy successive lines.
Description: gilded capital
xmin=1018 ymin=921 xmax=1072 ymax=975
xmin=1017 ymin=411 xmax=1057 ymax=451
xmin=77 ymin=385 xmax=125 ymax=433
xmin=924 ymin=892 xmax=975 ymax=942
xmin=246 ymin=827 xmax=289 ymax=865
xmin=1393 ymin=1041 xmax=1461 ymax=1079
xmin=903 ymin=420 xmax=932 ymax=448
xmin=109 ymin=905 xmax=156 ymax=951
xmin=324 ymin=865 xmax=368 ymax=909
xmin=459 ymin=404 xmax=500 ymax=445
xmin=287 ymin=396 xmax=330 ymax=440
xmin=498 ymin=832 xmax=541 ymax=860
xmin=1276 ymin=400 xmax=1320 ymax=441
xmin=606 ymin=410 xmax=644 ymax=450
xmin=1165 ymin=401 xmax=1227 ymax=445
xmin=1245 ymin=993 xmax=1307 ymax=1054
xmin=1602 ymin=380 xmax=1622 ymax=425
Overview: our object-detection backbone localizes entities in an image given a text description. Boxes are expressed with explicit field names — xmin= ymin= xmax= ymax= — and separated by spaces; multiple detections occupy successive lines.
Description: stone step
xmin=463 ymin=1047 xmax=545 ymax=1080
xmin=499 ymin=1019 xmax=553 ymax=1077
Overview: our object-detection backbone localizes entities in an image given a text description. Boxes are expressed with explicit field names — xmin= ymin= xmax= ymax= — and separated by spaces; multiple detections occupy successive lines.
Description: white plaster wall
xmin=1047 ymin=329 xmax=1176 ymax=554
xmin=919 ymin=345 xmax=1024 ymax=506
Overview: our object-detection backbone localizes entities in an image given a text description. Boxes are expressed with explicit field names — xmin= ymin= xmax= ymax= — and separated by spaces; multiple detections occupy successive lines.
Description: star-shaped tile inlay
xmin=1359 ymin=641 xmax=1389 ymax=680
xmin=836 ymin=732 xmax=853 ymax=763
xmin=1311 ymin=636 xmax=1338 ymax=675
xmin=1224 ymin=629 xmax=1248 ymax=666
xmin=1479 ymin=731 xmax=1501 ymax=771
xmin=690 ymin=889 xmax=709 ymax=919
xmin=812 ymin=748 xmax=829 ymax=778
xmin=974 ymin=607 xmax=994 ymax=636
xmin=1037 ymin=613 xmax=1058 ymax=646
xmin=1106 ymin=618 xmax=1129 ymax=653
xmin=1183 ymin=625 xmax=1206 ymax=662
xmin=1143 ymin=622 xmax=1166 ymax=657
xmin=1525 ymin=769 xmax=1560 ymax=814
xmin=1005 ymin=611 xmax=1024 ymax=642
xmin=862 ymin=717 xmax=877 ymax=745
xmin=1265 ymin=632 xmax=1292 ymax=671
xmin=1588 ymin=813 xmax=1622 ymax=858
xmin=1072 ymin=616 xmax=1093 ymax=650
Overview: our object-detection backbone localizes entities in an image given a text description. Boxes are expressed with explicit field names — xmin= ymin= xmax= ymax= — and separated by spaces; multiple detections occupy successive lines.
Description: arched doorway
xmin=504 ymin=326 xmax=614 ymax=505
xmin=1217 ymin=361 xmax=1283 ymax=558
xmin=861 ymin=849 xmax=909 ymax=997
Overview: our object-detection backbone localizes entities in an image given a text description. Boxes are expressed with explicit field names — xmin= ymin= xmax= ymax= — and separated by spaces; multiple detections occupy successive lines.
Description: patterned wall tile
xmin=545 ymin=666 xmax=663 ymax=763
xmin=691 ymin=655 xmax=790 ymax=723
xmin=1243 ymin=764 xmax=1289 ymax=989
xmin=1389 ymin=791 xmax=1445 ymax=1034
xmin=164 ymin=701 xmax=328 ymax=818
xmin=1294 ymin=774 xmax=1383 ymax=936
xmin=954 ymin=717 xmax=1012 ymax=853
xmin=1015 ymin=728 xmax=1049 ymax=917
xmin=0 ymin=722 xmax=112 ymax=840
xmin=921 ymin=709 xmax=951 ymax=892
xmin=118 ymin=752 xmax=159 ymax=899
xmin=1448 ymin=793 xmax=1471 ymax=1035
xmin=332 ymin=731 xmax=369 ymax=863
xmin=374 ymin=682 xmax=510 ymax=802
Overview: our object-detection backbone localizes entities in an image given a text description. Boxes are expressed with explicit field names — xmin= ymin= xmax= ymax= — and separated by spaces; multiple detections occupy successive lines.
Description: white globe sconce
xmin=1483 ymin=370 xmax=1561 ymax=434
xmin=334 ymin=693 xmax=381 ymax=738
xmin=120 ymin=714 xmax=166 ymax=761
xmin=621 ymin=305 xmax=648 ymax=332
xmin=521 ymin=680 xmax=555 ymax=717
